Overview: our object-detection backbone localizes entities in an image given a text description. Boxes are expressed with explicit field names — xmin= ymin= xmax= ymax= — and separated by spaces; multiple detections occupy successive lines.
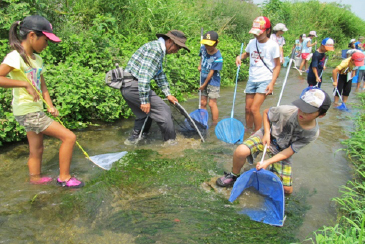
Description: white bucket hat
xmin=273 ymin=23 xmax=288 ymax=32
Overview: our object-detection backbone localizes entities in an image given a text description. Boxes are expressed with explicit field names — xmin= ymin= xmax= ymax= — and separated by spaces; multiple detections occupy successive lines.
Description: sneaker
xmin=30 ymin=176 xmax=53 ymax=184
xmin=57 ymin=177 xmax=84 ymax=188
xmin=124 ymin=130 xmax=141 ymax=145
xmin=216 ymin=172 xmax=238 ymax=187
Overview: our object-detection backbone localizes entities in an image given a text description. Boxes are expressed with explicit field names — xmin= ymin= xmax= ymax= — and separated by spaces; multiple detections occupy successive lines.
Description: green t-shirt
xmin=2 ymin=50 xmax=45 ymax=116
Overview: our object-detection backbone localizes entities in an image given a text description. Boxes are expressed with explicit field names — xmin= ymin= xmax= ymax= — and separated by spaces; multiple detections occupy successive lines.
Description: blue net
xmin=215 ymin=118 xmax=244 ymax=144
xmin=229 ymin=168 xmax=285 ymax=227
xmin=186 ymin=109 xmax=209 ymax=130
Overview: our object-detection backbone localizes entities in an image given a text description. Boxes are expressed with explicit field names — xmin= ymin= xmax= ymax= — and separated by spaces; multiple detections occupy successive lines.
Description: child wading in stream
xmin=217 ymin=87 xmax=331 ymax=194
xmin=0 ymin=15 xmax=84 ymax=188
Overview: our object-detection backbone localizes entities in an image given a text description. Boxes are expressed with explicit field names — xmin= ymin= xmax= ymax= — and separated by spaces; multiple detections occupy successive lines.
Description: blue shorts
xmin=244 ymin=80 xmax=271 ymax=94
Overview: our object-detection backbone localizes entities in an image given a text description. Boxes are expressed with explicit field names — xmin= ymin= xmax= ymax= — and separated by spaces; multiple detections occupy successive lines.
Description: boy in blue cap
xmin=307 ymin=37 xmax=334 ymax=88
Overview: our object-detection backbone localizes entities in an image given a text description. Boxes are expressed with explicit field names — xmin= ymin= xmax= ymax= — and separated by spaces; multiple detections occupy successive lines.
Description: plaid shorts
xmin=15 ymin=111 xmax=53 ymax=134
xmin=201 ymin=84 xmax=220 ymax=99
xmin=243 ymin=136 xmax=293 ymax=187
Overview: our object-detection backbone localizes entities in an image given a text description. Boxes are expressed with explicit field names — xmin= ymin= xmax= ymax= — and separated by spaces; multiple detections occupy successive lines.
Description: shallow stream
xmin=0 ymin=67 xmax=357 ymax=243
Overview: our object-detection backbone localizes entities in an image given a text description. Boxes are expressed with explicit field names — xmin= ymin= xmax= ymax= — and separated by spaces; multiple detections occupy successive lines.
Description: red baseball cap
xmin=352 ymin=52 xmax=365 ymax=66
xmin=249 ymin=16 xmax=271 ymax=36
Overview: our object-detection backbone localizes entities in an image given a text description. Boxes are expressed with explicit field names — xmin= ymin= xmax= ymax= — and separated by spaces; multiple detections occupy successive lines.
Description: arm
xmin=262 ymin=108 xmax=271 ymax=147
xmin=198 ymin=57 xmax=202 ymax=72
xmin=199 ymin=69 xmax=214 ymax=90
xmin=236 ymin=52 xmax=249 ymax=67
xmin=313 ymin=67 xmax=320 ymax=82
xmin=40 ymin=75 xmax=59 ymax=116
xmin=256 ymin=146 xmax=295 ymax=170
xmin=332 ymin=68 xmax=340 ymax=87
xmin=266 ymin=57 xmax=281 ymax=95
xmin=0 ymin=63 xmax=39 ymax=101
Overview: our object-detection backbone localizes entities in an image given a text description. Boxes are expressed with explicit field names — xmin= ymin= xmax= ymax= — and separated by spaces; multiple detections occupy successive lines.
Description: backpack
xmin=105 ymin=64 xmax=134 ymax=89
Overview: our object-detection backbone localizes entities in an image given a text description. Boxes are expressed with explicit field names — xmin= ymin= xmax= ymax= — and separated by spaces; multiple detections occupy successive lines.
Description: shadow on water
xmin=0 ymin=67 xmax=356 ymax=243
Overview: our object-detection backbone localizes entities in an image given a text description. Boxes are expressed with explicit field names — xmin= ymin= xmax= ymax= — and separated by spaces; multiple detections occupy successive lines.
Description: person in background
xmin=292 ymin=34 xmax=306 ymax=68
xmin=122 ymin=30 xmax=190 ymax=145
xmin=356 ymin=49 xmax=365 ymax=91
xmin=216 ymin=87 xmax=331 ymax=194
xmin=307 ymin=38 xmax=334 ymax=88
xmin=355 ymin=37 xmax=364 ymax=50
xmin=348 ymin=39 xmax=356 ymax=49
xmin=332 ymin=51 xmax=365 ymax=104
xmin=270 ymin=23 xmax=288 ymax=64
xmin=299 ymin=31 xmax=318 ymax=74
xmin=198 ymin=31 xmax=223 ymax=124
xmin=235 ymin=16 xmax=281 ymax=132
xmin=0 ymin=15 xmax=84 ymax=188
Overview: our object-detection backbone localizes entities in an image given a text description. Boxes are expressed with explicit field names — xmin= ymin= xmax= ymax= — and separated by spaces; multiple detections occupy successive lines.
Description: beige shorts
xmin=201 ymin=84 xmax=220 ymax=99
xmin=15 ymin=111 xmax=53 ymax=134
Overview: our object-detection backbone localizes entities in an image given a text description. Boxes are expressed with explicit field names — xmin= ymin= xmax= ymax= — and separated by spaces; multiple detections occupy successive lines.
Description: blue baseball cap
xmin=321 ymin=37 xmax=334 ymax=51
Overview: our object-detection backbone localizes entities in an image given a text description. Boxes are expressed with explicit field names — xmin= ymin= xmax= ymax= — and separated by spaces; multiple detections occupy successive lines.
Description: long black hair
xmin=9 ymin=21 xmax=43 ymax=67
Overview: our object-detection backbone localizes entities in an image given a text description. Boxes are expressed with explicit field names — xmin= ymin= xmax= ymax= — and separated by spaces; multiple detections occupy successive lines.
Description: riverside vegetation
xmin=1 ymin=0 xmax=365 ymax=242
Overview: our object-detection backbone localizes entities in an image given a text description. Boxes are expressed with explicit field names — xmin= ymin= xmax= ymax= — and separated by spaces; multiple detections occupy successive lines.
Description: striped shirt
xmin=125 ymin=40 xmax=170 ymax=104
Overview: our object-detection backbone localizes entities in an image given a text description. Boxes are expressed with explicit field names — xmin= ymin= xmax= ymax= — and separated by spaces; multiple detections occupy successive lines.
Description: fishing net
xmin=215 ymin=118 xmax=245 ymax=144
xmin=89 ymin=151 xmax=128 ymax=170
xmin=229 ymin=168 xmax=285 ymax=227
xmin=170 ymin=102 xmax=206 ymax=142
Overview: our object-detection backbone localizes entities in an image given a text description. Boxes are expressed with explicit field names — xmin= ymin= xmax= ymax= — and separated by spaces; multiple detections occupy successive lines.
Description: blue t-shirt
xmin=199 ymin=46 xmax=223 ymax=87
xmin=359 ymin=51 xmax=365 ymax=71
xmin=355 ymin=41 xmax=362 ymax=50
xmin=308 ymin=51 xmax=326 ymax=82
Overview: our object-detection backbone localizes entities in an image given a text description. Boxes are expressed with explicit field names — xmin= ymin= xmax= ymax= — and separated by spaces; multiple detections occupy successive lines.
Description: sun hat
xmin=156 ymin=30 xmax=190 ymax=52
xmin=249 ymin=16 xmax=271 ymax=36
xmin=321 ymin=37 xmax=334 ymax=51
xmin=20 ymin=15 xmax=61 ymax=43
xmin=309 ymin=31 xmax=317 ymax=37
xmin=292 ymin=87 xmax=331 ymax=114
xmin=350 ymin=39 xmax=356 ymax=43
xmin=352 ymin=51 xmax=365 ymax=66
xmin=201 ymin=31 xmax=218 ymax=46
xmin=302 ymin=34 xmax=306 ymax=38
xmin=273 ymin=23 xmax=288 ymax=32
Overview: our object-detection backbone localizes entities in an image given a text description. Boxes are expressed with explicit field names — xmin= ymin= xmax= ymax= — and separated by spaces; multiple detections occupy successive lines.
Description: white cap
xmin=273 ymin=23 xmax=288 ymax=32
xmin=309 ymin=31 xmax=317 ymax=37
xmin=350 ymin=39 xmax=356 ymax=43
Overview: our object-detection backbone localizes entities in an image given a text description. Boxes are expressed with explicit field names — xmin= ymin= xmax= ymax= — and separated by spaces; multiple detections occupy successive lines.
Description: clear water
xmin=0 ymin=68 xmax=356 ymax=243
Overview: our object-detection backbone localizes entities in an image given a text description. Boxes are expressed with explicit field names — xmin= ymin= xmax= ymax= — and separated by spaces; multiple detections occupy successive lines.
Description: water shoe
xmin=216 ymin=172 xmax=238 ymax=187
xmin=30 ymin=176 xmax=53 ymax=184
xmin=57 ymin=177 xmax=84 ymax=188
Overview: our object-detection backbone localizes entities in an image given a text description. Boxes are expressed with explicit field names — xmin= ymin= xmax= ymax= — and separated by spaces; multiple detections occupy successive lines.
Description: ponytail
xmin=9 ymin=20 xmax=43 ymax=67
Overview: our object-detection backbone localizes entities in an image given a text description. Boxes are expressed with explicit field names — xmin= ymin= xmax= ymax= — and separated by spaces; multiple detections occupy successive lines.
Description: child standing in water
xmin=198 ymin=31 xmax=223 ymax=124
xmin=0 ymin=15 xmax=84 ymax=188
xmin=236 ymin=16 xmax=281 ymax=132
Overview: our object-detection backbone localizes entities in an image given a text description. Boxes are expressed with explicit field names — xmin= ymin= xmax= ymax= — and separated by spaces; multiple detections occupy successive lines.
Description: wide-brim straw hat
xmin=156 ymin=30 xmax=190 ymax=52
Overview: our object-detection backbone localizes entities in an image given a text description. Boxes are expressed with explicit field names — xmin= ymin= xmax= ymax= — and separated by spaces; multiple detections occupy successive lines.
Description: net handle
xmin=231 ymin=43 xmax=244 ymax=118
xmin=199 ymin=27 xmax=203 ymax=109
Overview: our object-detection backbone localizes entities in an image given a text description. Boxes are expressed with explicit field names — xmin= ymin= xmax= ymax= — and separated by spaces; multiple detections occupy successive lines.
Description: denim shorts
xmin=15 ymin=111 xmax=53 ymax=134
xmin=244 ymin=80 xmax=271 ymax=94
xmin=201 ymin=84 xmax=220 ymax=99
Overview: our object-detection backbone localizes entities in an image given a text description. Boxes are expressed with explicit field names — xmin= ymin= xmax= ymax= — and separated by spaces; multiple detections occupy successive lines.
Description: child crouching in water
xmin=0 ymin=15 xmax=83 ymax=188
xmin=216 ymin=87 xmax=331 ymax=194
xmin=198 ymin=31 xmax=223 ymax=124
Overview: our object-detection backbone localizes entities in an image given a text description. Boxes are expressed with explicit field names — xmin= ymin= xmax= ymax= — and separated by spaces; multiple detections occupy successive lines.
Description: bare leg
xmin=299 ymin=59 xmax=305 ymax=71
xmin=42 ymin=121 xmax=76 ymax=181
xmin=232 ymin=144 xmax=251 ymax=175
xmin=208 ymin=98 xmax=218 ymax=124
xmin=250 ymin=93 xmax=267 ymax=132
xmin=200 ymin=96 xmax=207 ymax=110
xmin=27 ymin=131 xmax=44 ymax=181
xmin=284 ymin=186 xmax=293 ymax=194
xmin=245 ymin=94 xmax=255 ymax=130
xmin=343 ymin=95 xmax=349 ymax=103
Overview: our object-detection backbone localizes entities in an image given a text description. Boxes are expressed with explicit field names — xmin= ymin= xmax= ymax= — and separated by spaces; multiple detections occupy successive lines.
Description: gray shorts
xmin=201 ymin=84 xmax=220 ymax=99
xmin=15 ymin=111 xmax=53 ymax=134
